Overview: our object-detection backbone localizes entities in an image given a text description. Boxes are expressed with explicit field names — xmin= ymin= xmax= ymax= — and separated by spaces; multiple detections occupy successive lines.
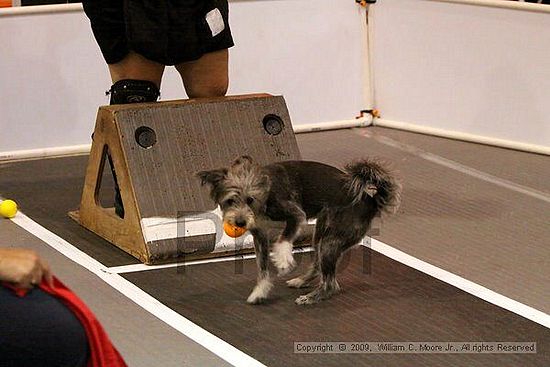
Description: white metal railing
xmin=428 ymin=0 xmax=550 ymax=13
xmin=0 ymin=3 xmax=81 ymax=17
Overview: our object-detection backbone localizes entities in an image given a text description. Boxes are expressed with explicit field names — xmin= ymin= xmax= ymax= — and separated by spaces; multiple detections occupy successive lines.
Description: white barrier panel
xmin=0 ymin=1 xmax=366 ymax=156
xmin=371 ymin=0 xmax=550 ymax=152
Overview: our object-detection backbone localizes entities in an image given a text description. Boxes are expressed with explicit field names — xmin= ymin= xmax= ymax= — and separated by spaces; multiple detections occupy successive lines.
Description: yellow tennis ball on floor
xmin=223 ymin=221 xmax=247 ymax=238
xmin=0 ymin=199 xmax=18 ymax=218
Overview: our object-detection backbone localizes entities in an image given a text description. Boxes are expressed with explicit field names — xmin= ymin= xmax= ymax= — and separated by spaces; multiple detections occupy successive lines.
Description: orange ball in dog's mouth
xmin=223 ymin=221 xmax=247 ymax=238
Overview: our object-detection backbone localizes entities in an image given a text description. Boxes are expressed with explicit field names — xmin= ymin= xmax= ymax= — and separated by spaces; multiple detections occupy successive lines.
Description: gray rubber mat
xmin=370 ymin=127 xmax=550 ymax=193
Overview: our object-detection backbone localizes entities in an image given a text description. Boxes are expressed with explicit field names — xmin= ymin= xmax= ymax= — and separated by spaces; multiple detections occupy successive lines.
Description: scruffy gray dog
xmin=198 ymin=156 xmax=400 ymax=305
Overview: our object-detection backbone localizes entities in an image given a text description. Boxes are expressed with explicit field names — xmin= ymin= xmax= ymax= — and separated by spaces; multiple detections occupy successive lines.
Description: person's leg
xmin=108 ymin=51 xmax=165 ymax=87
xmin=104 ymin=51 xmax=164 ymax=217
xmin=175 ymin=49 xmax=229 ymax=98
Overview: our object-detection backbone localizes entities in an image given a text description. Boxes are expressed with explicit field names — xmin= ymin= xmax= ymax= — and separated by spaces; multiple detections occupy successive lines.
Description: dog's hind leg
xmin=295 ymin=223 xmax=366 ymax=305
xmin=286 ymin=240 xmax=320 ymax=288
xmin=295 ymin=235 xmax=342 ymax=305
xmin=286 ymin=258 xmax=319 ymax=288
xmin=286 ymin=211 xmax=325 ymax=288
xmin=295 ymin=210 xmax=370 ymax=305
xmin=247 ymin=228 xmax=273 ymax=304
xmin=270 ymin=202 xmax=306 ymax=276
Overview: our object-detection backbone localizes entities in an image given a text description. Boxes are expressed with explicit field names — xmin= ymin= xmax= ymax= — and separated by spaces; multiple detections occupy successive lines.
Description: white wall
xmin=371 ymin=0 xmax=550 ymax=150
xmin=0 ymin=1 xmax=367 ymax=155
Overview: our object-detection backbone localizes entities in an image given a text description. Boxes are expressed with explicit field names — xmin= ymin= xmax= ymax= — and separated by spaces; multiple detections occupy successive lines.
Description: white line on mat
xmin=362 ymin=237 xmax=550 ymax=329
xmin=107 ymin=246 xmax=314 ymax=274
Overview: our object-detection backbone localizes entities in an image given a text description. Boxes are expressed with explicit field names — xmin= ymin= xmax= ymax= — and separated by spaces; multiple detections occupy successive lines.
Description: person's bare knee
xmin=108 ymin=51 xmax=165 ymax=87
xmin=176 ymin=49 xmax=229 ymax=98
xmin=185 ymin=79 xmax=228 ymax=98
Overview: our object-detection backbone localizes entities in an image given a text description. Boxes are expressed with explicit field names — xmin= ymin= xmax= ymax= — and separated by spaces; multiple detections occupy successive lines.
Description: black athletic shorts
xmin=82 ymin=0 xmax=234 ymax=65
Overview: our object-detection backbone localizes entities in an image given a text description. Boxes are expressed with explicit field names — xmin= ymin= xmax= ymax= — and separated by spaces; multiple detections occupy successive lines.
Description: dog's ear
xmin=231 ymin=155 xmax=254 ymax=170
xmin=196 ymin=168 xmax=228 ymax=187
xmin=258 ymin=173 xmax=271 ymax=190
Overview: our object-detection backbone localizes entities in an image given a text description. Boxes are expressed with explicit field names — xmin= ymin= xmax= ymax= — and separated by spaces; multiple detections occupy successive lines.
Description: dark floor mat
xmin=123 ymin=247 xmax=550 ymax=367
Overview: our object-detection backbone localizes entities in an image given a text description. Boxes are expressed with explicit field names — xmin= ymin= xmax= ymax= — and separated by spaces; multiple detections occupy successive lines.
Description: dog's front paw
xmin=247 ymin=294 xmax=267 ymax=305
xmin=246 ymin=278 xmax=273 ymax=305
xmin=270 ymin=241 xmax=296 ymax=276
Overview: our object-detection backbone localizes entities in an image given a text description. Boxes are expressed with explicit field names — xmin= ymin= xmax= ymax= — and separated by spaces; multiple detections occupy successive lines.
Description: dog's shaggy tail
xmin=344 ymin=159 xmax=401 ymax=214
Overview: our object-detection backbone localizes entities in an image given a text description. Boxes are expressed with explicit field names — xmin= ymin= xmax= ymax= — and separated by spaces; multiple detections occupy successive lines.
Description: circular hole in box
xmin=135 ymin=126 xmax=157 ymax=149
xmin=263 ymin=114 xmax=284 ymax=136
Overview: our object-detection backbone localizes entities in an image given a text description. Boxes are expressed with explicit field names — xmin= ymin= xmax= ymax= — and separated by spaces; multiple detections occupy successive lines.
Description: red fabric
xmin=3 ymin=277 xmax=127 ymax=367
